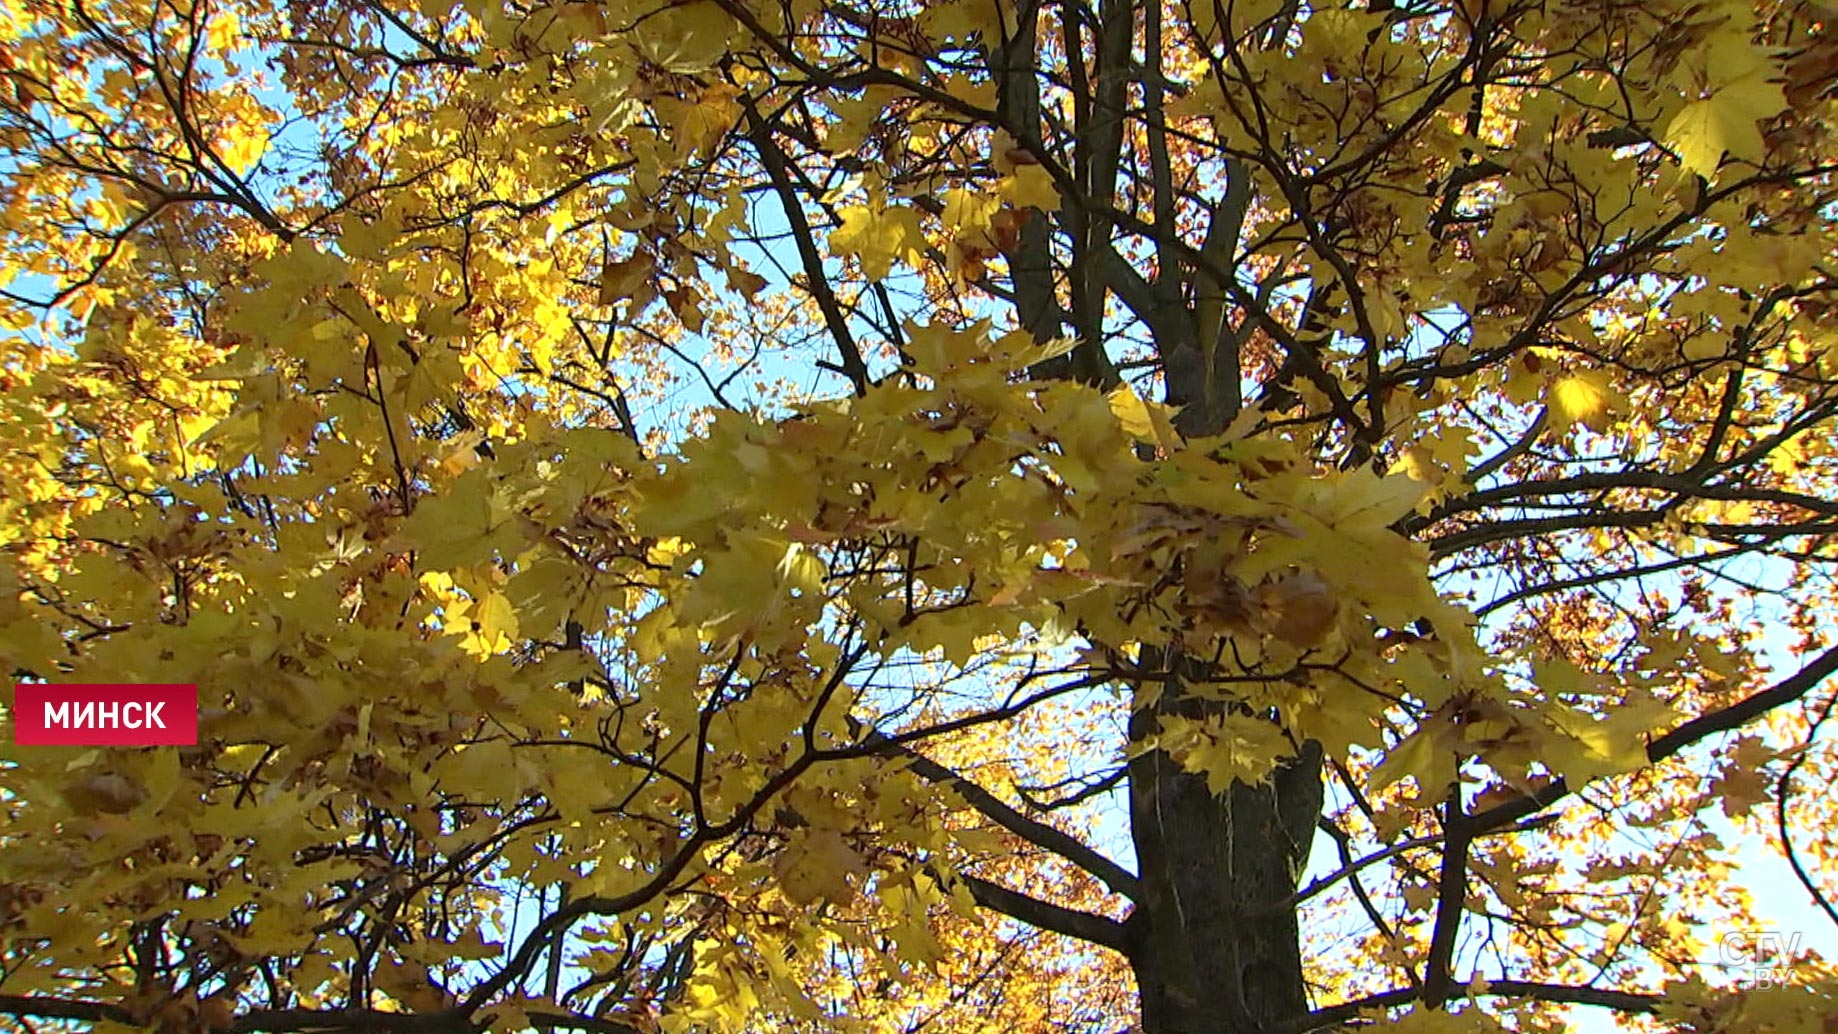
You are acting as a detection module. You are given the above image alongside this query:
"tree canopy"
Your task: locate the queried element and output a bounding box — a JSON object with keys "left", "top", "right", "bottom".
{"left": 3, "top": 0, "right": 1838, "bottom": 1029}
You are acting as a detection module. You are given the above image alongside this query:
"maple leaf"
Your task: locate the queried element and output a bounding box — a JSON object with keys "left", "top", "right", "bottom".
{"left": 1663, "top": 40, "right": 1789, "bottom": 179}
{"left": 600, "top": 253, "right": 655, "bottom": 305}
{"left": 462, "top": 590, "right": 520, "bottom": 656}
{"left": 1107, "top": 384, "right": 1180, "bottom": 451}
{"left": 943, "top": 188, "right": 999, "bottom": 237}
{"left": 630, "top": 0, "right": 733, "bottom": 71}
{"left": 829, "top": 204, "right": 928, "bottom": 282}
{"left": 997, "top": 164, "right": 1060, "bottom": 212}
{"left": 1546, "top": 368, "right": 1625, "bottom": 433}
{"left": 1665, "top": 82, "right": 1786, "bottom": 179}
{"left": 775, "top": 829, "right": 869, "bottom": 905}
{"left": 1369, "top": 722, "right": 1459, "bottom": 798}
{"left": 1699, "top": 734, "right": 1783, "bottom": 822}
{"left": 1157, "top": 713, "right": 1292, "bottom": 792}
{"left": 1261, "top": 570, "right": 1337, "bottom": 648}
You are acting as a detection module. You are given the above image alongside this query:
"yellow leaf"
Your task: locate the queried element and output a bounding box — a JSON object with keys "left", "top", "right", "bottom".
{"left": 1546, "top": 369, "right": 1623, "bottom": 432}
{"left": 464, "top": 590, "right": 519, "bottom": 655}
{"left": 830, "top": 204, "right": 927, "bottom": 282}
{"left": 1325, "top": 468, "right": 1427, "bottom": 533}
{"left": 1369, "top": 723, "right": 1455, "bottom": 798}
{"left": 630, "top": 0, "right": 732, "bottom": 71}
{"left": 997, "top": 164, "right": 1060, "bottom": 211}
{"left": 1158, "top": 713, "right": 1290, "bottom": 793}
{"left": 221, "top": 130, "right": 264, "bottom": 174}
{"left": 669, "top": 83, "right": 741, "bottom": 156}
{"left": 1664, "top": 74, "right": 1786, "bottom": 179}
{"left": 775, "top": 829, "right": 867, "bottom": 905}
{"left": 942, "top": 188, "right": 998, "bottom": 237}
{"left": 1106, "top": 384, "right": 1179, "bottom": 451}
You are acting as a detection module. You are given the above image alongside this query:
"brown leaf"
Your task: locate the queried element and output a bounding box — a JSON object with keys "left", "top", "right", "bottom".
{"left": 1786, "top": 37, "right": 1838, "bottom": 107}
{"left": 988, "top": 208, "right": 1026, "bottom": 253}
{"left": 1182, "top": 563, "right": 1254, "bottom": 630}
{"left": 197, "top": 996, "right": 236, "bottom": 1032}
{"left": 599, "top": 253, "right": 654, "bottom": 305}
{"left": 726, "top": 267, "right": 768, "bottom": 297}
{"left": 63, "top": 772, "right": 146, "bottom": 815}
{"left": 664, "top": 286, "right": 706, "bottom": 333}
{"left": 1263, "top": 571, "right": 1337, "bottom": 648}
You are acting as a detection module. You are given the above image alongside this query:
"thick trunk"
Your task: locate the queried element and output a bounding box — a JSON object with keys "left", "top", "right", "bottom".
{"left": 978, "top": 0, "right": 1321, "bottom": 1025}
{"left": 1129, "top": 150, "right": 1320, "bottom": 1030}
{"left": 1129, "top": 693, "right": 1325, "bottom": 1034}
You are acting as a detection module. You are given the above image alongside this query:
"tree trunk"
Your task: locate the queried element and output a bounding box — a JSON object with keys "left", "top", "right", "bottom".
{"left": 1127, "top": 230, "right": 1326, "bottom": 1029}
{"left": 1128, "top": 678, "right": 1325, "bottom": 1034}
{"left": 982, "top": 0, "right": 1325, "bottom": 1022}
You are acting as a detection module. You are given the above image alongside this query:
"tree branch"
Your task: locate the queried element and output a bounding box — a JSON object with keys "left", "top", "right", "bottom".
{"left": 1463, "top": 643, "right": 1838, "bottom": 835}
{"left": 1283, "top": 978, "right": 1662, "bottom": 1033}
{"left": 743, "top": 107, "right": 871, "bottom": 397}
{"left": 958, "top": 873, "right": 1134, "bottom": 953}
{"left": 854, "top": 725, "right": 1142, "bottom": 900}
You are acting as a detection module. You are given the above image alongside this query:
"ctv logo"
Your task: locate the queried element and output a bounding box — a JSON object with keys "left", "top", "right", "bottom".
{"left": 9, "top": 684, "right": 198, "bottom": 746}
{"left": 1717, "top": 929, "right": 1804, "bottom": 991}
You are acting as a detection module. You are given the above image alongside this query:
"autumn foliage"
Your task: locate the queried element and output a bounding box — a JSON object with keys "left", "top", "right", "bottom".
{"left": 3, "top": 0, "right": 1838, "bottom": 1030}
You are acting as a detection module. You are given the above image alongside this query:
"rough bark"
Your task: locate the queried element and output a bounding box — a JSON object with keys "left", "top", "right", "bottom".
{"left": 1129, "top": 723, "right": 1325, "bottom": 1033}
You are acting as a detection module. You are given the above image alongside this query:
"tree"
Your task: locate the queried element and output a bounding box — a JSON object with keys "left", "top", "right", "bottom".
{"left": 3, "top": 0, "right": 1838, "bottom": 1028}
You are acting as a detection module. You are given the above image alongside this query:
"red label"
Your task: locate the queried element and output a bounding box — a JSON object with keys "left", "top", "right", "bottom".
{"left": 10, "top": 684, "right": 198, "bottom": 746}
